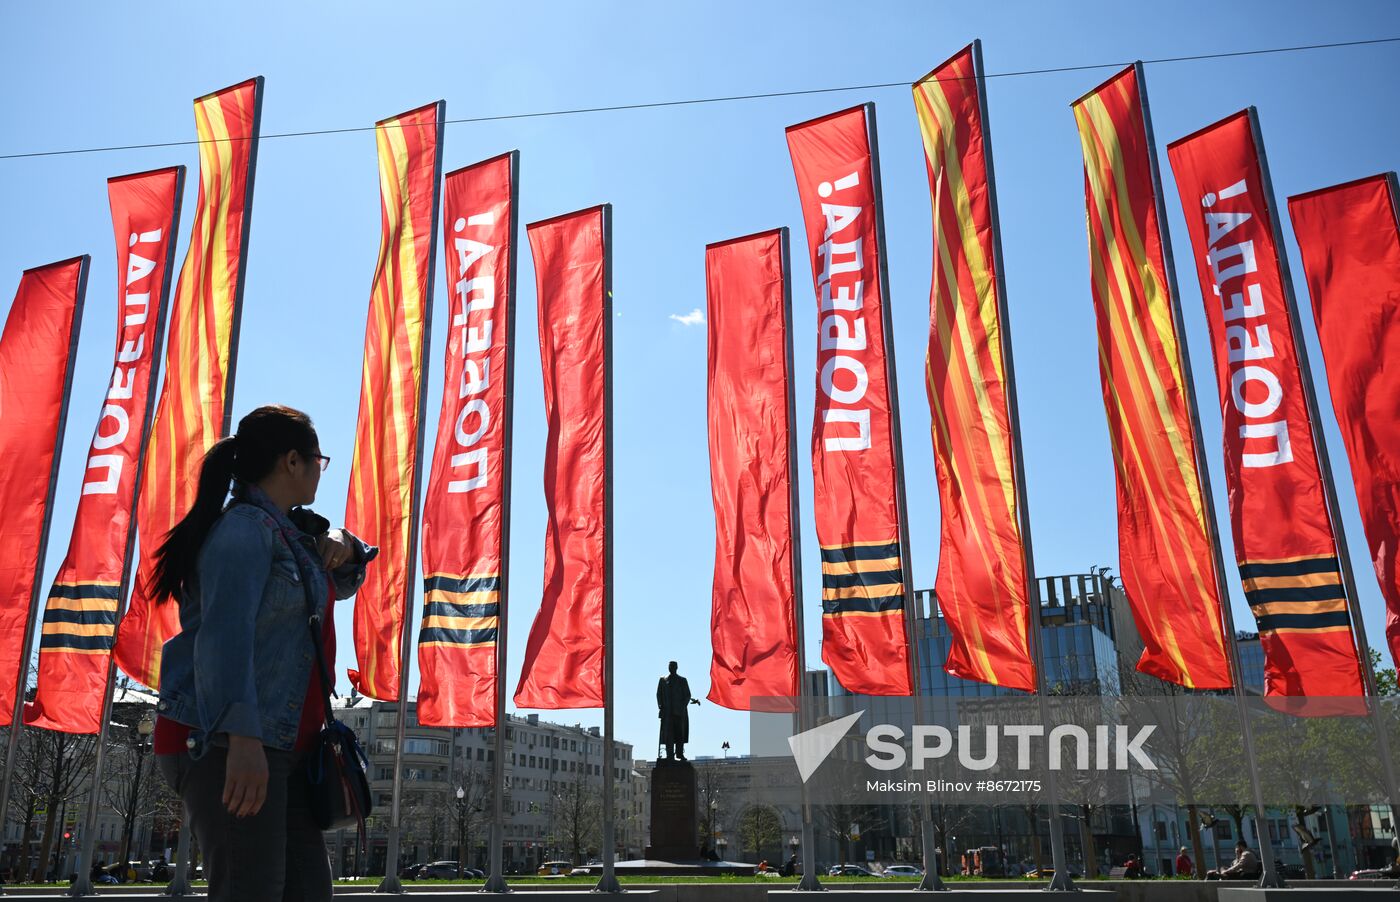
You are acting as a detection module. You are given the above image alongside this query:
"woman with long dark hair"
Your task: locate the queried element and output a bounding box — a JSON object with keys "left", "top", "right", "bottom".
{"left": 152, "top": 405, "right": 376, "bottom": 901}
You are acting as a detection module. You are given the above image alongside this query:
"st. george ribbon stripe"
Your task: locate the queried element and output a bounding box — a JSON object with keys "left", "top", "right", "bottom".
{"left": 40, "top": 609, "right": 117, "bottom": 626}
{"left": 45, "top": 584, "right": 123, "bottom": 601}
{"left": 822, "top": 596, "right": 906, "bottom": 615}
{"left": 820, "top": 570, "right": 905, "bottom": 590}
{"left": 1244, "top": 585, "right": 1346, "bottom": 605}
{"left": 817, "top": 542, "right": 902, "bottom": 563}
{"left": 423, "top": 575, "right": 500, "bottom": 594}
{"left": 419, "top": 627, "right": 498, "bottom": 646}
{"left": 424, "top": 601, "right": 499, "bottom": 619}
{"left": 1239, "top": 557, "right": 1341, "bottom": 579}
{"left": 1255, "top": 612, "right": 1352, "bottom": 632}
{"left": 38, "top": 635, "right": 114, "bottom": 653}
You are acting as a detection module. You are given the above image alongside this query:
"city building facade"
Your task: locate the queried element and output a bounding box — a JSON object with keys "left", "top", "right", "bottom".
{"left": 330, "top": 698, "right": 644, "bottom": 876}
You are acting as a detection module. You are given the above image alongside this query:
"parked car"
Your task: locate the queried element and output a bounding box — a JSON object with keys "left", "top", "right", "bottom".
{"left": 1351, "top": 868, "right": 1387, "bottom": 880}
{"left": 537, "top": 860, "right": 573, "bottom": 876}
{"left": 883, "top": 864, "right": 924, "bottom": 877}
{"left": 827, "top": 864, "right": 886, "bottom": 877}
{"left": 103, "top": 861, "right": 153, "bottom": 883}
{"left": 1024, "top": 866, "right": 1081, "bottom": 879}
{"left": 399, "top": 861, "right": 427, "bottom": 879}
{"left": 426, "top": 861, "right": 482, "bottom": 879}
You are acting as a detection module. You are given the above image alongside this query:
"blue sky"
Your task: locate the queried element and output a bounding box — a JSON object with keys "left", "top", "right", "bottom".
{"left": 2, "top": 2, "right": 1398, "bottom": 757}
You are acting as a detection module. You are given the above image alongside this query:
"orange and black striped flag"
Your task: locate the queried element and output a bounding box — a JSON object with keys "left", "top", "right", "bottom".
{"left": 26, "top": 168, "right": 183, "bottom": 733}
{"left": 113, "top": 79, "right": 262, "bottom": 690}
{"left": 1071, "top": 65, "right": 1232, "bottom": 689}
{"left": 787, "top": 105, "right": 913, "bottom": 697}
{"left": 1167, "top": 110, "right": 1364, "bottom": 700}
{"left": 912, "top": 43, "right": 1035, "bottom": 693}
{"left": 346, "top": 102, "right": 445, "bottom": 702}
{"left": 416, "top": 152, "right": 517, "bottom": 727}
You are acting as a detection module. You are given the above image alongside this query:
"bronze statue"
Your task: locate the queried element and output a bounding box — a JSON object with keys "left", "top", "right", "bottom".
{"left": 657, "top": 660, "right": 699, "bottom": 761}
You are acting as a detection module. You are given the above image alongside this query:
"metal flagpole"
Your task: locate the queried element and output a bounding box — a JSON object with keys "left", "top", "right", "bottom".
{"left": 972, "top": 40, "right": 1075, "bottom": 893}
{"left": 594, "top": 203, "right": 623, "bottom": 895}
{"left": 482, "top": 149, "right": 520, "bottom": 896}
{"left": 163, "top": 822, "right": 191, "bottom": 897}
{"left": 0, "top": 255, "right": 89, "bottom": 894}
{"left": 862, "top": 101, "right": 943, "bottom": 893}
{"left": 377, "top": 100, "right": 445, "bottom": 895}
{"left": 1138, "top": 69, "right": 1282, "bottom": 887}
{"left": 773, "top": 227, "right": 824, "bottom": 893}
{"left": 70, "top": 166, "right": 186, "bottom": 900}
{"left": 1256, "top": 122, "right": 1400, "bottom": 845}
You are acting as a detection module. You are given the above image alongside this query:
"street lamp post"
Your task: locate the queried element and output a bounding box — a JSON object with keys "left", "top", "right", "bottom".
{"left": 455, "top": 786, "right": 466, "bottom": 880}
{"left": 788, "top": 834, "right": 799, "bottom": 874}
{"left": 716, "top": 835, "right": 727, "bottom": 862}
{"left": 120, "top": 715, "right": 155, "bottom": 874}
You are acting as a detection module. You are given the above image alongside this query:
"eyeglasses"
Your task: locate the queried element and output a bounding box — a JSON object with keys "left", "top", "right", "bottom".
{"left": 310, "top": 453, "right": 331, "bottom": 472}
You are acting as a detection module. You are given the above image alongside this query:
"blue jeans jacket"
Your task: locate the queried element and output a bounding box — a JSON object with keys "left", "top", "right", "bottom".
{"left": 155, "top": 501, "right": 375, "bottom": 752}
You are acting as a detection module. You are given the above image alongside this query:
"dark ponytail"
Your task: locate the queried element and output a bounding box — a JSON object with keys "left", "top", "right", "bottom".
{"left": 151, "top": 404, "right": 318, "bottom": 603}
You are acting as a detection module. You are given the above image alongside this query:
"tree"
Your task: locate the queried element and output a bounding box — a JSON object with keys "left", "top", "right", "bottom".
{"left": 453, "top": 754, "right": 492, "bottom": 869}
{"left": 100, "top": 717, "right": 163, "bottom": 865}
{"left": 923, "top": 802, "right": 976, "bottom": 876}
{"left": 1120, "top": 671, "right": 1232, "bottom": 878}
{"left": 696, "top": 765, "right": 729, "bottom": 853}
{"left": 549, "top": 780, "right": 600, "bottom": 865}
{"left": 14, "top": 726, "right": 97, "bottom": 881}
{"left": 738, "top": 804, "right": 783, "bottom": 865}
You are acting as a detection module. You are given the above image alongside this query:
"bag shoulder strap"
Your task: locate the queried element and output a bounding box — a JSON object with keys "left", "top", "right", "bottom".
{"left": 283, "top": 529, "right": 338, "bottom": 727}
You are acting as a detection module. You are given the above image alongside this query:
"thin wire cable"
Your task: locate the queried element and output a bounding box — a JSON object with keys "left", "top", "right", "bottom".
{"left": 2, "top": 35, "right": 1396, "bottom": 161}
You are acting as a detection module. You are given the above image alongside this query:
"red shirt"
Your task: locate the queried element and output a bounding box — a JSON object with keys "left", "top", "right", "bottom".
{"left": 155, "top": 588, "right": 335, "bottom": 755}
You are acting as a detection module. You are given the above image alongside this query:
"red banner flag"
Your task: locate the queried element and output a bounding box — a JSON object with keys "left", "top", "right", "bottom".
{"left": 912, "top": 44, "right": 1035, "bottom": 692}
{"left": 513, "top": 206, "right": 610, "bottom": 709}
{"left": 787, "top": 105, "right": 912, "bottom": 696}
{"left": 417, "top": 152, "right": 518, "bottom": 727}
{"left": 705, "top": 228, "right": 801, "bottom": 711}
{"left": 26, "top": 169, "right": 184, "bottom": 733}
{"left": 1071, "top": 66, "right": 1232, "bottom": 688}
{"left": 114, "top": 78, "right": 263, "bottom": 690}
{"left": 1289, "top": 173, "right": 1400, "bottom": 668}
{"left": 1167, "top": 110, "right": 1364, "bottom": 699}
{"left": 0, "top": 256, "right": 88, "bottom": 723}
{"left": 346, "top": 102, "right": 445, "bottom": 701}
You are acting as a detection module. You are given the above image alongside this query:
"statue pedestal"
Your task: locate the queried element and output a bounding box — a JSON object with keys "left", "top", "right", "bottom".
{"left": 644, "top": 761, "right": 698, "bottom": 861}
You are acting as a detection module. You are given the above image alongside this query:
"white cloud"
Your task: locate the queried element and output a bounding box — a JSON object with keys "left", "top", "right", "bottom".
{"left": 668, "top": 308, "right": 704, "bottom": 328}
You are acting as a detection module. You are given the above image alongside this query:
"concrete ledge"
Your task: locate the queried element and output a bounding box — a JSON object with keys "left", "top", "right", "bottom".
{"left": 1218, "top": 889, "right": 1400, "bottom": 900}
{"left": 768, "top": 891, "right": 1115, "bottom": 900}
{"left": 3, "top": 880, "right": 1393, "bottom": 901}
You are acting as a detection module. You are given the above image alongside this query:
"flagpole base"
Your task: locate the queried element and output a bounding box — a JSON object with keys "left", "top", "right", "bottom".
{"left": 163, "top": 874, "right": 192, "bottom": 896}
{"left": 375, "top": 875, "right": 404, "bottom": 893}
{"left": 592, "top": 869, "right": 623, "bottom": 894}
{"left": 915, "top": 873, "right": 947, "bottom": 891}
{"left": 796, "top": 872, "right": 824, "bottom": 891}
{"left": 481, "top": 872, "right": 511, "bottom": 893}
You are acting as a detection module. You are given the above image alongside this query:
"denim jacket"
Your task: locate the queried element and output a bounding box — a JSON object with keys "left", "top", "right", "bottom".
{"left": 155, "top": 498, "right": 376, "bottom": 753}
